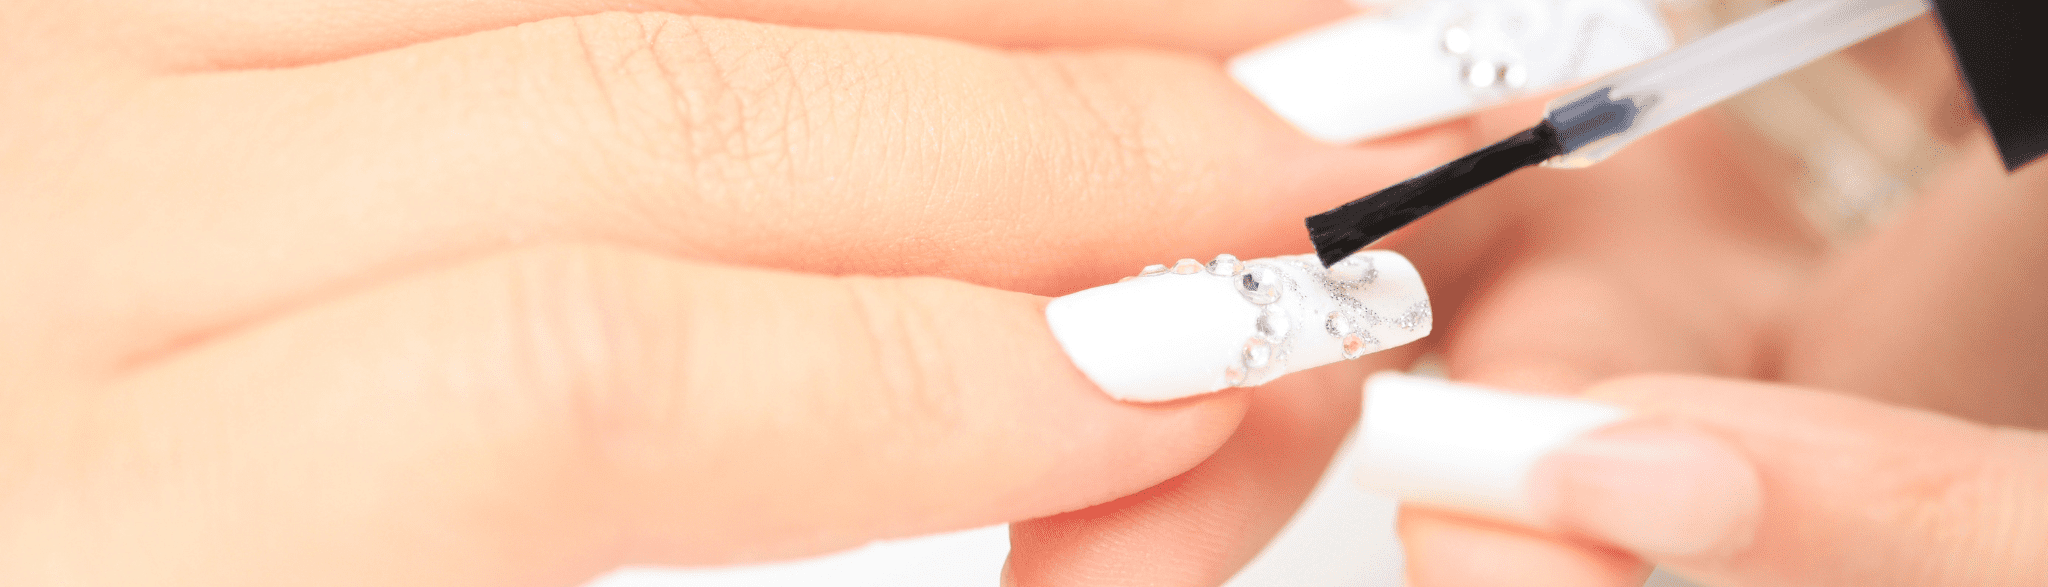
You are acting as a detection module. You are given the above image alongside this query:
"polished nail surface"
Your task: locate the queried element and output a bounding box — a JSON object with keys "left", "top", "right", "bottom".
{"left": 1046, "top": 251, "right": 1430, "bottom": 403}
{"left": 1229, "top": 0, "right": 1672, "bottom": 143}
{"left": 1528, "top": 422, "right": 1761, "bottom": 558}
{"left": 1354, "top": 373, "right": 1627, "bottom": 523}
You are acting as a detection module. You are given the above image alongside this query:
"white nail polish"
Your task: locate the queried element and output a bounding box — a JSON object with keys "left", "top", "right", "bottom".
{"left": 1229, "top": 0, "right": 1674, "bottom": 143}
{"left": 1354, "top": 373, "right": 1627, "bottom": 524}
{"left": 1046, "top": 251, "right": 1431, "bottom": 403}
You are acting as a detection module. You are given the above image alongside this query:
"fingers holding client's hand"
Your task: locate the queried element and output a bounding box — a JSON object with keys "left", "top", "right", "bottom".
{"left": 1403, "top": 375, "right": 2048, "bottom": 587}
{"left": 3, "top": 0, "right": 1492, "bottom": 584}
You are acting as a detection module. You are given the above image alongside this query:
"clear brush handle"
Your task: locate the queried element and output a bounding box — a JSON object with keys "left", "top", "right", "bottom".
{"left": 1542, "top": 0, "right": 1929, "bottom": 168}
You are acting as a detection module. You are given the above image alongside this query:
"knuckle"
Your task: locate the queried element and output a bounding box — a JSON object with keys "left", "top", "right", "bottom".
{"left": 486, "top": 244, "right": 663, "bottom": 438}
{"left": 557, "top": 13, "right": 810, "bottom": 199}
{"left": 1016, "top": 51, "right": 1168, "bottom": 193}
{"left": 833, "top": 276, "right": 970, "bottom": 438}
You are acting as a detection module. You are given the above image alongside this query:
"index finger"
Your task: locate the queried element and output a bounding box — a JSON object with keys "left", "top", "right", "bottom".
{"left": 103, "top": 0, "right": 1359, "bottom": 70}
{"left": 83, "top": 13, "right": 1473, "bottom": 364}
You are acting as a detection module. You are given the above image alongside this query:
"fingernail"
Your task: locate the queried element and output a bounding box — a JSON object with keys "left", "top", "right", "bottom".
{"left": 1528, "top": 421, "right": 1761, "bottom": 558}
{"left": 1229, "top": 0, "right": 1673, "bottom": 143}
{"left": 1046, "top": 252, "right": 1430, "bottom": 403}
{"left": 1354, "top": 374, "right": 1761, "bottom": 558}
{"left": 1354, "top": 373, "right": 1628, "bottom": 524}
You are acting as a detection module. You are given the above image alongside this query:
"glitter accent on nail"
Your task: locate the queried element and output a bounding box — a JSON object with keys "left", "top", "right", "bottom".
{"left": 1326, "top": 311, "right": 1352, "bottom": 337}
{"left": 1256, "top": 306, "right": 1291, "bottom": 343}
{"left": 1172, "top": 258, "right": 1203, "bottom": 275}
{"left": 1236, "top": 265, "right": 1283, "bottom": 305}
{"left": 1392, "top": 300, "right": 1432, "bottom": 330}
{"left": 1341, "top": 333, "right": 1380, "bottom": 360}
{"left": 1443, "top": 26, "right": 1473, "bottom": 55}
{"left": 1243, "top": 338, "right": 1274, "bottom": 369}
{"left": 1326, "top": 253, "right": 1379, "bottom": 284}
{"left": 1207, "top": 254, "right": 1243, "bottom": 276}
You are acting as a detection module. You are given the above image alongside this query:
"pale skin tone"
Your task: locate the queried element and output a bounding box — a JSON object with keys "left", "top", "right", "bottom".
{"left": 2, "top": 2, "right": 2042, "bottom": 587}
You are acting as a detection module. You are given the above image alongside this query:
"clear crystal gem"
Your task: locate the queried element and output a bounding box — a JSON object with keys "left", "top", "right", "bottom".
{"left": 1206, "top": 254, "right": 1243, "bottom": 276}
{"left": 1256, "top": 306, "right": 1290, "bottom": 342}
{"left": 1118, "top": 276, "right": 1133, "bottom": 283}
{"left": 1501, "top": 62, "right": 1528, "bottom": 89}
{"left": 1443, "top": 26, "right": 1472, "bottom": 55}
{"left": 1171, "top": 258, "right": 1203, "bottom": 274}
{"left": 1235, "top": 265, "right": 1282, "bottom": 305}
{"left": 1340, "top": 334, "right": 1376, "bottom": 360}
{"left": 1464, "top": 59, "right": 1499, "bottom": 87}
{"left": 1326, "top": 311, "right": 1353, "bottom": 337}
{"left": 1224, "top": 363, "right": 1248, "bottom": 387}
{"left": 1243, "top": 338, "right": 1273, "bottom": 370}
{"left": 1140, "top": 264, "right": 1168, "bottom": 276}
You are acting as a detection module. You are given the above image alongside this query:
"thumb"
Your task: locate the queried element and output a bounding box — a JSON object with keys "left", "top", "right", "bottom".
{"left": 1549, "top": 375, "right": 2048, "bottom": 587}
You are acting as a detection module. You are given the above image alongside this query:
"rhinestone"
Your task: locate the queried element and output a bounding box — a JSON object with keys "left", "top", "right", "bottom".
{"left": 1255, "top": 306, "right": 1291, "bottom": 342}
{"left": 1325, "top": 311, "right": 1353, "bottom": 337}
{"left": 1501, "top": 62, "right": 1529, "bottom": 89}
{"left": 1206, "top": 254, "right": 1243, "bottom": 276}
{"left": 1243, "top": 338, "right": 1273, "bottom": 369}
{"left": 1463, "top": 59, "right": 1499, "bottom": 87}
{"left": 1235, "top": 265, "right": 1282, "bottom": 305}
{"left": 1341, "top": 334, "right": 1376, "bottom": 360}
{"left": 1443, "top": 26, "right": 1472, "bottom": 55}
{"left": 1224, "top": 363, "right": 1248, "bottom": 387}
{"left": 1326, "top": 254, "right": 1376, "bottom": 283}
{"left": 1140, "top": 264, "right": 1168, "bottom": 277}
{"left": 1171, "top": 258, "right": 1203, "bottom": 275}
{"left": 1118, "top": 276, "right": 1133, "bottom": 283}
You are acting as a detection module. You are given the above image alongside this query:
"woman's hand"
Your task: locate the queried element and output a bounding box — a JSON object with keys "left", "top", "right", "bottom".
{"left": 0, "top": 1, "right": 1482, "bottom": 584}
{"left": 1509, "top": 374, "right": 2046, "bottom": 587}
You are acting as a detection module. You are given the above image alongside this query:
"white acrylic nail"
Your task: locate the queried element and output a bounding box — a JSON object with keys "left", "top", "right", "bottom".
{"left": 1354, "top": 373, "right": 1627, "bottom": 524}
{"left": 1229, "top": 0, "right": 1673, "bottom": 144}
{"left": 1046, "top": 251, "right": 1431, "bottom": 403}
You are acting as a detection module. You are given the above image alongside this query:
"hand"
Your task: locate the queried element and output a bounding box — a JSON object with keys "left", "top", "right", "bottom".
{"left": 1005, "top": 37, "right": 1826, "bottom": 587}
{"left": 1389, "top": 121, "right": 2048, "bottom": 587}
{"left": 1510, "top": 374, "right": 2047, "bottom": 587}
{"left": 1009, "top": 14, "right": 2048, "bottom": 587}
{"left": 0, "top": 1, "right": 1482, "bottom": 584}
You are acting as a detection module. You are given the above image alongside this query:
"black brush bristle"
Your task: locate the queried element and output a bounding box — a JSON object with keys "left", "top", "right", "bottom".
{"left": 1306, "top": 122, "right": 1563, "bottom": 266}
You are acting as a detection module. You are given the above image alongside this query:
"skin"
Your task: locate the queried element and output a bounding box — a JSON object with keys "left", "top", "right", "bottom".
{"left": 3, "top": 0, "right": 1462, "bottom": 584}
{"left": 3, "top": 2, "right": 2040, "bottom": 587}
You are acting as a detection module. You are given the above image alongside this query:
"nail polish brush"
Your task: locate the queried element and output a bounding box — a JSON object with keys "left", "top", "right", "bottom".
{"left": 1306, "top": 0, "right": 1931, "bottom": 266}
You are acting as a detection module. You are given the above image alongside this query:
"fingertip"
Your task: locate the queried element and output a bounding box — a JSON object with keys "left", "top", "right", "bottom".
{"left": 1398, "top": 510, "right": 1649, "bottom": 587}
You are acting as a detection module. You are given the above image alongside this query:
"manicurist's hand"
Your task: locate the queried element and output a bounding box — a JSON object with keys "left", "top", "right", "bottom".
{"left": 0, "top": 1, "right": 1484, "bottom": 584}
{"left": 1490, "top": 374, "right": 2048, "bottom": 587}
{"left": 1019, "top": 14, "right": 2048, "bottom": 587}
{"left": 1387, "top": 128, "right": 2048, "bottom": 587}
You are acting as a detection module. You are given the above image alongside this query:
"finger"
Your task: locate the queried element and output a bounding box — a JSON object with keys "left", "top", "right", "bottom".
{"left": 106, "top": 0, "right": 1357, "bottom": 70}
{"left": 1779, "top": 137, "right": 2048, "bottom": 427}
{"left": 1393, "top": 114, "right": 1819, "bottom": 587}
{"left": 77, "top": 13, "right": 1470, "bottom": 370}
{"left": 1559, "top": 375, "right": 2048, "bottom": 587}
{"left": 1004, "top": 354, "right": 1389, "bottom": 587}
{"left": 1441, "top": 113, "right": 1820, "bottom": 393}
{"left": 18, "top": 243, "right": 1249, "bottom": 585}
{"left": 1398, "top": 511, "right": 1647, "bottom": 587}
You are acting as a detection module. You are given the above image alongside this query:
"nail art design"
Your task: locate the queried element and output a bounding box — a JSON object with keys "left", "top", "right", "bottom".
{"left": 1354, "top": 373, "right": 1628, "bottom": 524}
{"left": 1229, "top": 0, "right": 1673, "bottom": 143}
{"left": 1046, "top": 251, "right": 1431, "bottom": 403}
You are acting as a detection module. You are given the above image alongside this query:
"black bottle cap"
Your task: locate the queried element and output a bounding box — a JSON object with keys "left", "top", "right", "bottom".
{"left": 1931, "top": 0, "right": 2048, "bottom": 171}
